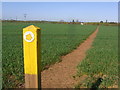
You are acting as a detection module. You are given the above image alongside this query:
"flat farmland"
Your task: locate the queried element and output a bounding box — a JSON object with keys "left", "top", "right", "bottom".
{"left": 2, "top": 22, "right": 97, "bottom": 88}
{"left": 76, "top": 26, "right": 118, "bottom": 88}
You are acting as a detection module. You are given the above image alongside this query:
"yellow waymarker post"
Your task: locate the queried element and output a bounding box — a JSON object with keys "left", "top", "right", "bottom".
{"left": 23, "top": 25, "right": 41, "bottom": 88}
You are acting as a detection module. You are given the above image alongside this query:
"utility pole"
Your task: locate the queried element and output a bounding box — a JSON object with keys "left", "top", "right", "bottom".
{"left": 106, "top": 20, "right": 108, "bottom": 23}
{"left": 16, "top": 16, "right": 17, "bottom": 21}
{"left": 24, "top": 14, "right": 27, "bottom": 21}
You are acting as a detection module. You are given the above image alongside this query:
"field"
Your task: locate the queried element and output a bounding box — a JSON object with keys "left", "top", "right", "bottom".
{"left": 2, "top": 22, "right": 97, "bottom": 88}
{"left": 76, "top": 26, "right": 118, "bottom": 88}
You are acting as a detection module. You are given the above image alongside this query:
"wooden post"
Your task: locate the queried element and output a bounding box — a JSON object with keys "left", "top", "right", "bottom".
{"left": 23, "top": 25, "right": 41, "bottom": 88}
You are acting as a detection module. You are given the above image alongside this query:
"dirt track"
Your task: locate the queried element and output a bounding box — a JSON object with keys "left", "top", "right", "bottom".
{"left": 41, "top": 26, "right": 99, "bottom": 88}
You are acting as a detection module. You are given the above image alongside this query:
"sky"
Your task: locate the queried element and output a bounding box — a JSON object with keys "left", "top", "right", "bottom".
{"left": 2, "top": 2, "right": 118, "bottom": 22}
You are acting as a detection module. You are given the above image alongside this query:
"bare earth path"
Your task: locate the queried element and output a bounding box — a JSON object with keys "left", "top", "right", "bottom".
{"left": 41, "top": 26, "right": 99, "bottom": 88}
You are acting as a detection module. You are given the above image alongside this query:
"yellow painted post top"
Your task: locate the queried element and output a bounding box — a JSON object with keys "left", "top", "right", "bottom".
{"left": 23, "top": 25, "right": 40, "bottom": 30}
{"left": 23, "top": 25, "right": 41, "bottom": 75}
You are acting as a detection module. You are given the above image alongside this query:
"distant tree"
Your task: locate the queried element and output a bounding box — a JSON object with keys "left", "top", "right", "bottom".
{"left": 109, "top": 22, "right": 116, "bottom": 24}
{"left": 60, "top": 20, "right": 64, "bottom": 22}
{"left": 72, "top": 19, "right": 75, "bottom": 23}
{"left": 100, "top": 21, "right": 103, "bottom": 23}
{"left": 76, "top": 19, "right": 79, "bottom": 22}
{"left": 72, "top": 19, "right": 75, "bottom": 24}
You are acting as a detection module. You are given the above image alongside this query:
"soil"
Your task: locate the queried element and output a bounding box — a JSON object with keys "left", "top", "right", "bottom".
{"left": 41, "top": 26, "right": 99, "bottom": 88}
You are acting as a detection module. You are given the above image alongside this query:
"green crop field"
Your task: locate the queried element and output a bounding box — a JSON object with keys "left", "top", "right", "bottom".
{"left": 76, "top": 26, "right": 118, "bottom": 88}
{"left": 2, "top": 22, "right": 97, "bottom": 88}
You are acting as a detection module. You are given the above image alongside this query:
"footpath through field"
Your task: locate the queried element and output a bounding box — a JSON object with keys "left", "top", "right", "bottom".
{"left": 41, "top": 26, "right": 99, "bottom": 88}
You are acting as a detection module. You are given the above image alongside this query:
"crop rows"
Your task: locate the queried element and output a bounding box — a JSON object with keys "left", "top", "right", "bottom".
{"left": 2, "top": 22, "right": 97, "bottom": 88}
{"left": 76, "top": 25, "right": 118, "bottom": 88}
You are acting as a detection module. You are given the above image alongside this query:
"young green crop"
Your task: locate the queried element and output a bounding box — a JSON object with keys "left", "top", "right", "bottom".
{"left": 2, "top": 22, "right": 97, "bottom": 88}
{"left": 76, "top": 25, "right": 118, "bottom": 88}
